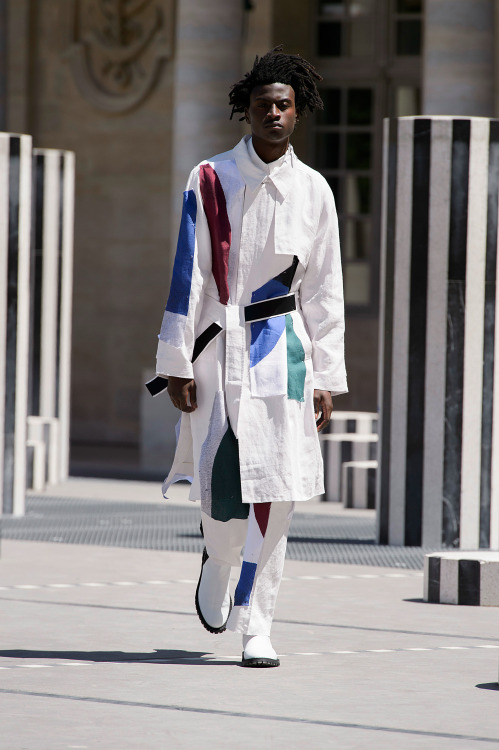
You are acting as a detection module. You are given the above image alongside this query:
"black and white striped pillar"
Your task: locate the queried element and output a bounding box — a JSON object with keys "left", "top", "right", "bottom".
{"left": 29, "top": 149, "right": 75, "bottom": 483}
{"left": 377, "top": 117, "right": 499, "bottom": 549}
{"left": 0, "top": 133, "right": 32, "bottom": 515}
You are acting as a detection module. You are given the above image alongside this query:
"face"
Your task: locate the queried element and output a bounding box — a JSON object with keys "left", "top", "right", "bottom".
{"left": 245, "top": 83, "right": 297, "bottom": 146}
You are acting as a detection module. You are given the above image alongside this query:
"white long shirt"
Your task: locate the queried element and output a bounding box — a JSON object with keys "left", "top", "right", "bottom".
{"left": 156, "top": 135, "right": 347, "bottom": 508}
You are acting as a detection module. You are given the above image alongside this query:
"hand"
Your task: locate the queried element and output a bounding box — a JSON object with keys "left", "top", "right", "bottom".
{"left": 167, "top": 376, "right": 198, "bottom": 413}
{"left": 314, "top": 389, "right": 333, "bottom": 432}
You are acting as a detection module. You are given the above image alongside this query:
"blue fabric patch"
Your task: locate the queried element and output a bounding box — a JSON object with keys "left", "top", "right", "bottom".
{"left": 251, "top": 278, "right": 288, "bottom": 304}
{"left": 250, "top": 317, "right": 286, "bottom": 368}
{"left": 249, "top": 278, "right": 288, "bottom": 368}
{"left": 234, "top": 561, "right": 257, "bottom": 606}
{"left": 165, "top": 190, "right": 197, "bottom": 316}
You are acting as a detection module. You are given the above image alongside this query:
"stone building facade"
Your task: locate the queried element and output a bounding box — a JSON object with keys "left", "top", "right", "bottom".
{"left": 1, "top": 0, "right": 499, "bottom": 476}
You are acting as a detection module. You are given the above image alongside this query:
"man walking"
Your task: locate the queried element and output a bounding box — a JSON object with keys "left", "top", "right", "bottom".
{"left": 155, "top": 48, "right": 347, "bottom": 667}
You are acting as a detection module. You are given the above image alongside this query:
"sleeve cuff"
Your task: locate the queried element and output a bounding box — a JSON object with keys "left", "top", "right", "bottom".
{"left": 156, "top": 340, "right": 194, "bottom": 380}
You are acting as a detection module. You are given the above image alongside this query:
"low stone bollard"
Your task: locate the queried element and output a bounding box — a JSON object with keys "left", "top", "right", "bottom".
{"left": 320, "top": 411, "right": 378, "bottom": 502}
{"left": 341, "top": 460, "right": 377, "bottom": 509}
{"left": 424, "top": 551, "right": 499, "bottom": 606}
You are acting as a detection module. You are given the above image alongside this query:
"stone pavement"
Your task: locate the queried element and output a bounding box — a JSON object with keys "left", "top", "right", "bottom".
{"left": 0, "top": 480, "right": 498, "bottom": 749}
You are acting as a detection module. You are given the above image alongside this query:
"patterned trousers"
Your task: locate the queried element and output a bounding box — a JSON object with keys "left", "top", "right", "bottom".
{"left": 201, "top": 501, "right": 295, "bottom": 636}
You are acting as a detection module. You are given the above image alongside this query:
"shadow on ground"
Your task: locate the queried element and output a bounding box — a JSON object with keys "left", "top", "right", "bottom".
{"left": 0, "top": 649, "right": 236, "bottom": 666}
{"left": 475, "top": 682, "right": 499, "bottom": 691}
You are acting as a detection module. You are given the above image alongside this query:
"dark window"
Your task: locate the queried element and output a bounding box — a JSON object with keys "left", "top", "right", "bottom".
{"left": 314, "top": 0, "right": 422, "bottom": 311}
{"left": 326, "top": 176, "right": 342, "bottom": 212}
{"left": 347, "top": 89, "right": 373, "bottom": 125}
{"left": 317, "top": 21, "right": 342, "bottom": 56}
{"left": 346, "top": 133, "right": 372, "bottom": 169}
{"left": 396, "top": 19, "right": 422, "bottom": 55}
{"left": 316, "top": 133, "right": 341, "bottom": 169}
{"left": 317, "top": 88, "right": 341, "bottom": 125}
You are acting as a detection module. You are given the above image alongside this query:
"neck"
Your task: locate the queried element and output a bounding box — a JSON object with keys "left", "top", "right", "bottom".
{"left": 251, "top": 135, "right": 289, "bottom": 164}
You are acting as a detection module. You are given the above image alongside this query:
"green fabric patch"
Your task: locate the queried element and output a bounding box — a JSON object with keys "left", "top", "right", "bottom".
{"left": 286, "top": 314, "right": 306, "bottom": 402}
{"left": 211, "top": 422, "right": 249, "bottom": 522}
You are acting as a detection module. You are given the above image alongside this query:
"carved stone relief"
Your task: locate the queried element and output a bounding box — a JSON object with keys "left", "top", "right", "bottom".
{"left": 65, "top": 0, "right": 172, "bottom": 113}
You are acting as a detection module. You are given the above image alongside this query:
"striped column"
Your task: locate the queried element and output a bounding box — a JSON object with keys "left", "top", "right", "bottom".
{"left": 0, "top": 133, "right": 32, "bottom": 515}
{"left": 29, "top": 149, "right": 75, "bottom": 482}
{"left": 377, "top": 117, "right": 499, "bottom": 549}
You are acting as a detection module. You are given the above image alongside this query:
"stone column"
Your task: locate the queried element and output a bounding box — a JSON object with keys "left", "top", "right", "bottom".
{"left": 377, "top": 117, "right": 499, "bottom": 549}
{"left": 0, "top": 132, "right": 32, "bottom": 515}
{"left": 423, "top": 0, "right": 495, "bottom": 117}
{"left": 29, "top": 149, "right": 75, "bottom": 483}
{"left": 169, "top": 0, "right": 244, "bottom": 273}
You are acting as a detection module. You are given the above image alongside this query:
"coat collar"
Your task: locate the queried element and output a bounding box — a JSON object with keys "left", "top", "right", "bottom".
{"left": 233, "top": 135, "right": 296, "bottom": 200}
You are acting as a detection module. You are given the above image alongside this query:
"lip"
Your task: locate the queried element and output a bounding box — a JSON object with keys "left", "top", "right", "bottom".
{"left": 265, "top": 123, "right": 282, "bottom": 129}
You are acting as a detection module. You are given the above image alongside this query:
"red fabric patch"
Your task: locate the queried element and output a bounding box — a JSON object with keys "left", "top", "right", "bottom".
{"left": 254, "top": 502, "right": 271, "bottom": 537}
{"left": 199, "top": 164, "right": 231, "bottom": 305}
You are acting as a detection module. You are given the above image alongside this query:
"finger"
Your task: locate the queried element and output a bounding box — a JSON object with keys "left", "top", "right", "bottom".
{"left": 316, "top": 410, "right": 326, "bottom": 432}
{"left": 190, "top": 381, "right": 197, "bottom": 409}
{"left": 315, "top": 394, "right": 326, "bottom": 431}
{"left": 316, "top": 412, "right": 324, "bottom": 432}
{"left": 313, "top": 394, "right": 320, "bottom": 419}
{"left": 322, "top": 399, "right": 332, "bottom": 424}
{"left": 317, "top": 415, "right": 329, "bottom": 432}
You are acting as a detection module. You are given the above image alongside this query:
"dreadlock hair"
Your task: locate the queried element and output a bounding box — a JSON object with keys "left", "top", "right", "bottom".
{"left": 229, "top": 46, "right": 324, "bottom": 120}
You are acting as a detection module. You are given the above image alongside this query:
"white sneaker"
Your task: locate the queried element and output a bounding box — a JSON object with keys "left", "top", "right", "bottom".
{"left": 241, "top": 635, "right": 280, "bottom": 668}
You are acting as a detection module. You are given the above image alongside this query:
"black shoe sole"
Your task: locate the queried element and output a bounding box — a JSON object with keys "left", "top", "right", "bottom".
{"left": 195, "top": 548, "right": 232, "bottom": 635}
{"left": 241, "top": 653, "right": 280, "bottom": 668}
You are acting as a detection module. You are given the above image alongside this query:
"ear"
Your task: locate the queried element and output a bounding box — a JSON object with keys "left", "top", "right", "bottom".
{"left": 244, "top": 107, "right": 250, "bottom": 123}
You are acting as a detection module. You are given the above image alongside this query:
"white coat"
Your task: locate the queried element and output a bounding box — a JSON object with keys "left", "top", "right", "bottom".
{"left": 156, "top": 135, "right": 347, "bottom": 509}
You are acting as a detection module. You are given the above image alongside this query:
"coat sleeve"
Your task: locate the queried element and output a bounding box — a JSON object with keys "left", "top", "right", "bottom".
{"left": 299, "top": 179, "right": 348, "bottom": 396}
{"left": 156, "top": 167, "right": 212, "bottom": 379}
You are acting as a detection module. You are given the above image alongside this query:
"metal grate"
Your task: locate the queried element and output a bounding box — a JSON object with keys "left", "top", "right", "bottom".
{"left": 0, "top": 496, "right": 435, "bottom": 569}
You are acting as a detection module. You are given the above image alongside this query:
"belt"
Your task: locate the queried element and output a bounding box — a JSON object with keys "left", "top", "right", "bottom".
{"left": 146, "top": 292, "right": 296, "bottom": 397}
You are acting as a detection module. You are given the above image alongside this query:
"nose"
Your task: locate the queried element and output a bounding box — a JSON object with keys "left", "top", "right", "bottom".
{"left": 267, "top": 104, "right": 279, "bottom": 119}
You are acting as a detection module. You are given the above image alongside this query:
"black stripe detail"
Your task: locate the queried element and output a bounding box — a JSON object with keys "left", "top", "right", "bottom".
{"left": 427, "top": 556, "right": 441, "bottom": 603}
{"left": 244, "top": 294, "right": 296, "bottom": 322}
{"left": 344, "top": 467, "right": 353, "bottom": 508}
{"left": 442, "top": 120, "right": 471, "bottom": 548}
{"left": 28, "top": 153, "right": 45, "bottom": 417}
{"left": 458, "top": 559, "right": 481, "bottom": 606}
{"left": 480, "top": 122, "right": 499, "bottom": 548}
{"left": 54, "top": 155, "right": 64, "bottom": 418}
{"left": 145, "top": 376, "right": 169, "bottom": 398}
{"left": 367, "top": 468, "right": 376, "bottom": 510}
{"left": 192, "top": 322, "right": 222, "bottom": 362}
{"left": 146, "top": 322, "right": 223, "bottom": 396}
{"left": 273, "top": 256, "right": 299, "bottom": 291}
{"left": 378, "top": 119, "right": 398, "bottom": 545}
{"left": 405, "top": 119, "right": 431, "bottom": 546}
{"left": 3, "top": 136, "right": 21, "bottom": 514}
